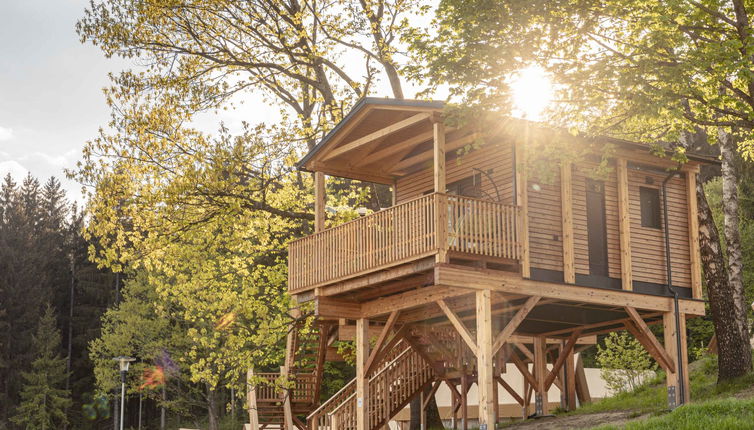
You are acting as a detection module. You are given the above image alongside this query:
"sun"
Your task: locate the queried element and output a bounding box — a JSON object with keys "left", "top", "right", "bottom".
{"left": 510, "top": 65, "right": 554, "bottom": 121}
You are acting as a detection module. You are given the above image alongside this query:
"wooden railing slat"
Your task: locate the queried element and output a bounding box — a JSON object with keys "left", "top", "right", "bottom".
{"left": 289, "top": 194, "right": 523, "bottom": 293}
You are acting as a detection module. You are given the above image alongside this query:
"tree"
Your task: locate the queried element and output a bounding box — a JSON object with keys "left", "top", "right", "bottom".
{"left": 74, "top": 3, "right": 429, "bottom": 427}
{"left": 411, "top": 0, "right": 754, "bottom": 380}
{"left": 11, "top": 306, "right": 72, "bottom": 429}
{"left": 596, "top": 331, "right": 658, "bottom": 394}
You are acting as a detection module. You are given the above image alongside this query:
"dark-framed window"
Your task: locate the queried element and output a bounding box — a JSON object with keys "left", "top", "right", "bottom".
{"left": 447, "top": 173, "right": 483, "bottom": 198}
{"left": 639, "top": 187, "right": 661, "bottom": 229}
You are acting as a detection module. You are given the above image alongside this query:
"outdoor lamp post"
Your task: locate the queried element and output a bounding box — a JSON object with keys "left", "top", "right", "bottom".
{"left": 113, "top": 356, "right": 135, "bottom": 430}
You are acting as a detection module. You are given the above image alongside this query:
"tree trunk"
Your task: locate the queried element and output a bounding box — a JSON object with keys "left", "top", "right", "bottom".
{"left": 716, "top": 129, "right": 752, "bottom": 378}
{"left": 207, "top": 385, "right": 221, "bottom": 430}
{"left": 697, "top": 169, "right": 752, "bottom": 380}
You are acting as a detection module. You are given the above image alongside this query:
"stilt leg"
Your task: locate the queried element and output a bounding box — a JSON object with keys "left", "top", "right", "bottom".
{"left": 476, "top": 290, "right": 496, "bottom": 429}
{"left": 356, "top": 318, "right": 370, "bottom": 430}
{"left": 533, "top": 337, "right": 549, "bottom": 415}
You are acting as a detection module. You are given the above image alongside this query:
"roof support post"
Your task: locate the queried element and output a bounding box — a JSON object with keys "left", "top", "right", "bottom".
{"left": 314, "top": 171, "right": 326, "bottom": 233}
{"left": 616, "top": 158, "right": 633, "bottom": 290}
{"left": 686, "top": 169, "right": 702, "bottom": 299}
{"left": 433, "top": 119, "right": 446, "bottom": 193}
{"left": 433, "top": 118, "right": 448, "bottom": 263}
{"left": 515, "top": 138, "right": 530, "bottom": 278}
{"left": 561, "top": 161, "right": 575, "bottom": 283}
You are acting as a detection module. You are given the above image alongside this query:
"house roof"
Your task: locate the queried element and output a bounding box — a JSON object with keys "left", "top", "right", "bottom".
{"left": 297, "top": 98, "right": 718, "bottom": 183}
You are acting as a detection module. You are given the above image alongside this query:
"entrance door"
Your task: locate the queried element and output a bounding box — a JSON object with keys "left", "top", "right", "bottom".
{"left": 585, "top": 179, "right": 609, "bottom": 277}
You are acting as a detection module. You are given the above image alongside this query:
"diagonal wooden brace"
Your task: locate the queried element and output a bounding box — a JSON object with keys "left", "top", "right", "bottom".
{"left": 492, "top": 296, "right": 541, "bottom": 354}
{"left": 438, "top": 299, "right": 478, "bottom": 356}
{"left": 624, "top": 307, "right": 675, "bottom": 373}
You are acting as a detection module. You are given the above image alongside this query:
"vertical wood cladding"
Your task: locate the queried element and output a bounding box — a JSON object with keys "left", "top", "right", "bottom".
{"left": 572, "top": 162, "right": 622, "bottom": 279}
{"left": 393, "top": 140, "right": 692, "bottom": 288}
{"left": 626, "top": 168, "right": 691, "bottom": 288}
{"left": 526, "top": 171, "right": 563, "bottom": 272}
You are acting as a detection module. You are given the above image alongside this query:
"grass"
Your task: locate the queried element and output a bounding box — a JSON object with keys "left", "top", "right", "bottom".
{"left": 589, "top": 397, "right": 754, "bottom": 430}
{"left": 560, "top": 354, "right": 754, "bottom": 418}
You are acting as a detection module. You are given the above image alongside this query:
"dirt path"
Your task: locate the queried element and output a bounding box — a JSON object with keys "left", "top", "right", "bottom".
{"left": 499, "top": 410, "right": 650, "bottom": 430}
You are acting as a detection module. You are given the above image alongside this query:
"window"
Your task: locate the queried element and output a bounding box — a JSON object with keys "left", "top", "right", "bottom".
{"left": 447, "top": 173, "right": 482, "bottom": 198}
{"left": 640, "top": 187, "right": 661, "bottom": 229}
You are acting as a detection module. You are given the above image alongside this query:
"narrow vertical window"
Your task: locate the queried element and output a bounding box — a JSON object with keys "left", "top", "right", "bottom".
{"left": 639, "top": 187, "right": 661, "bottom": 229}
{"left": 585, "top": 179, "right": 609, "bottom": 277}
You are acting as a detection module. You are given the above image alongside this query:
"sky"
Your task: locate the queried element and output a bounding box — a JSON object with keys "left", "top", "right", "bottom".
{"left": 0, "top": 0, "right": 124, "bottom": 201}
{"left": 0, "top": 1, "right": 547, "bottom": 203}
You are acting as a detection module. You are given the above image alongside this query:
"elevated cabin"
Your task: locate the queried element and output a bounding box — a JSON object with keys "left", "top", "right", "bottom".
{"left": 255, "top": 98, "right": 712, "bottom": 430}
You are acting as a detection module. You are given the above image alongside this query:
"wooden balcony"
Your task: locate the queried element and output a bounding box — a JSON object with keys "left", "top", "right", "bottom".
{"left": 289, "top": 193, "right": 522, "bottom": 293}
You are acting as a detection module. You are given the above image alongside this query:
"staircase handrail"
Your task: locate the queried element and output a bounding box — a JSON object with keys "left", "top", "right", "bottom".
{"left": 307, "top": 378, "right": 355, "bottom": 420}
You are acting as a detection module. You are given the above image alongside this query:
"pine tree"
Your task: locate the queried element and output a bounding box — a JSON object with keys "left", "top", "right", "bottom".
{"left": 11, "top": 305, "right": 72, "bottom": 429}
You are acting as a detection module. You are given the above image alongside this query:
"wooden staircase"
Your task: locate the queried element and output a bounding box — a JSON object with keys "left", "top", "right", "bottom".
{"left": 307, "top": 337, "right": 434, "bottom": 430}
{"left": 255, "top": 321, "right": 335, "bottom": 429}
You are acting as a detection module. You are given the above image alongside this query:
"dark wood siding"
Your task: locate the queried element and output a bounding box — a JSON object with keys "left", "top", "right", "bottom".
{"left": 395, "top": 139, "right": 515, "bottom": 204}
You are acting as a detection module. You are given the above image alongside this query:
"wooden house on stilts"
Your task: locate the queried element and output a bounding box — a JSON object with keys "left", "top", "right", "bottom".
{"left": 250, "top": 98, "right": 713, "bottom": 430}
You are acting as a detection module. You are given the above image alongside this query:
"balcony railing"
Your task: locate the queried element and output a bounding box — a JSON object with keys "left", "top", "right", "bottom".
{"left": 288, "top": 193, "right": 522, "bottom": 293}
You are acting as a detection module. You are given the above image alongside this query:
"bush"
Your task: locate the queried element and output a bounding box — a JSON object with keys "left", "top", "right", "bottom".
{"left": 596, "top": 332, "right": 657, "bottom": 394}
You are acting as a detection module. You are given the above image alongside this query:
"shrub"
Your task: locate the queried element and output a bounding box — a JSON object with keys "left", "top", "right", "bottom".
{"left": 596, "top": 332, "right": 657, "bottom": 394}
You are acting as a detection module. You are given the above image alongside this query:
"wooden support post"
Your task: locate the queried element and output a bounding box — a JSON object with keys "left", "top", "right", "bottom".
{"left": 515, "top": 139, "right": 530, "bottom": 278}
{"left": 281, "top": 365, "right": 294, "bottom": 430}
{"left": 616, "top": 158, "right": 633, "bottom": 290}
{"left": 356, "top": 318, "right": 369, "bottom": 430}
{"left": 565, "top": 348, "right": 576, "bottom": 411}
{"left": 433, "top": 120, "right": 446, "bottom": 193}
{"left": 449, "top": 380, "right": 458, "bottom": 430}
{"left": 561, "top": 161, "right": 575, "bottom": 283}
{"left": 420, "top": 390, "right": 427, "bottom": 430}
{"left": 314, "top": 171, "right": 326, "bottom": 233}
{"left": 663, "top": 312, "right": 689, "bottom": 407}
{"left": 533, "top": 337, "right": 549, "bottom": 415}
{"left": 433, "top": 119, "right": 448, "bottom": 263}
{"left": 461, "top": 371, "right": 468, "bottom": 430}
{"left": 476, "top": 290, "right": 496, "bottom": 428}
{"left": 574, "top": 354, "right": 591, "bottom": 405}
{"left": 686, "top": 170, "right": 702, "bottom": 299}
{"left": 247, "top": 368, "right": 259, "bottom": 430}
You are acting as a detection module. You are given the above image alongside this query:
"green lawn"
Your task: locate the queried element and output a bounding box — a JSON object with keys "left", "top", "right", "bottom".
{"left": 590, "top": 397, "right": 754, "bottom": 430}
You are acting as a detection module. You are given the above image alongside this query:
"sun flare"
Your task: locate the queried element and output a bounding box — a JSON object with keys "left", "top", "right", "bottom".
{"left": 510, "top": 66, "right": 554, "bottom": 121}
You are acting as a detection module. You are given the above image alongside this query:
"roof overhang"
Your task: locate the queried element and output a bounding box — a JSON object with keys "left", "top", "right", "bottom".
{"left": 297, "top": 98, "right": 718, "bottom": 184}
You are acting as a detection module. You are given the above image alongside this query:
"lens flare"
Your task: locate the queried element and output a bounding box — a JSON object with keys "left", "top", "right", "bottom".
{"left": 139, "top": 365, "right": 166, "bottom": 390}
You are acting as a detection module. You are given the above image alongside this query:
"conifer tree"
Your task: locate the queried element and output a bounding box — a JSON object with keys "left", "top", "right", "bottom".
{"left": 11, "top": 305, "right": 72, "bottom": 429}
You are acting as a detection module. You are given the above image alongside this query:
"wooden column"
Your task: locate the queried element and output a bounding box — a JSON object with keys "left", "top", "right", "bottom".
{"left": 282, "top": 324, "right": 295, "bottom": 430}
{"left": 433, "top": 120, "right": 446, "bottom": 193}
{"left": 515, "top": 139, "right": 531, "bottom": 278}
{"left": 247, "top": 368, "right": 259, "bottom": 430}
{"left": 561, "top": 161, "right": 575, "bottom": 283}
{"left": 356, "top": 318, "right": 370, "bottom": 430}
{"left": 476, "top": 290, "right": 496, "bottom": 428}
{"left": 533, "top": 337, "right": 549, "bottom": 415}
{"left": 663, "top": 312, "right": 689, "bottom": 407}
{"left": 686, "top": 169, "right": 702, "bottom": 299}
{"left": 460, "top": 371, "right": 468, "bottom": 430}
{"left": 565, "top": 349, "right": 576, "bottom": 411}
{"left": 433, "top": 120, "right": 448, "bottom": 263}
{"left": 281, "top": 364, "right": 294, "bottom": 430}
{"left": 616, "top": 158, "right": 633, "bottom": 290}
{"left": 314, "top": 171, "right": 326, "bottom": 232}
